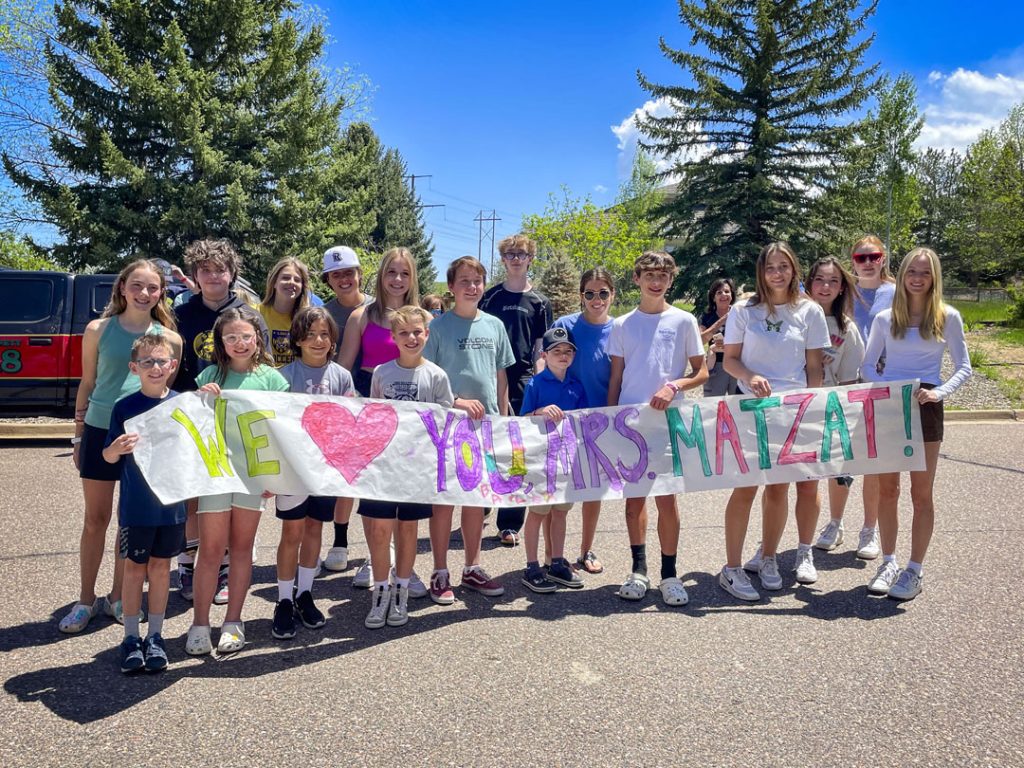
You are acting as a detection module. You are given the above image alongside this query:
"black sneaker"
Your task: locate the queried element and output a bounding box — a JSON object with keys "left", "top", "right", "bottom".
{"left": 521, "top": 567, "right": 557, "bottom": 594}
{"left": 120, "top": 635, "right": 144, "bottom": 673}
{"left": 294, "top": 591, "right": 326, "bottom": 629}
{"left": 143, "top": 633, "right": 168, "bottom": 672}
{"left": 272, "top": 598, "right": 296, "bottom": 639}
{"left": 547, "top": 558, "right": 584, "bottom": 589}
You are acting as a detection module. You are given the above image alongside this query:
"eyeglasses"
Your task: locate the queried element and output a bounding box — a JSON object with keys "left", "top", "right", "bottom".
{"left": 503, "top": 251, "right": 529, "bottom": 262}
{"left": 582, "top": 289, "right": 611, "bottom": 301}
{"left": 852, "top": 252, "right": 884, "bottom": 265}
{"left": 223, "top": 333, "right": 256, "bottom": 345}
{"left": 136, "top": 357, "right": 172, "bottom": 369}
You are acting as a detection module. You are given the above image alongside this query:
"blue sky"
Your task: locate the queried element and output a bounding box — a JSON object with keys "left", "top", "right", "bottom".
{"left": 321, "top": 1, "right": 1024, "bottom": 280}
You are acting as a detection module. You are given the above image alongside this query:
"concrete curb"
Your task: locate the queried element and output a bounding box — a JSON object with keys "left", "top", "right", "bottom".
{"left": 945, "top": 409, "right": 1021, "bottom": 422}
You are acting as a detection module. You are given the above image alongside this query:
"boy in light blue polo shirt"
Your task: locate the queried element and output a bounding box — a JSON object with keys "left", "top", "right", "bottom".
{"left": 519, "top": 327, "right": 586, "bottom": 592}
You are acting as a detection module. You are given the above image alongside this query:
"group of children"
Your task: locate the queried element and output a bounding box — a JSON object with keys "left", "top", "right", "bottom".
{"left": 59, "top": 233, "right": 970, "bottom": 675}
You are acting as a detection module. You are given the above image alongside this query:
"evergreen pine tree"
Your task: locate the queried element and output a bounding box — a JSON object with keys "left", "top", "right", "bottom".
{"left": 638, "top": 0, "right": 879, "bottom": 292}
{"left": 2, "top": 0, "right": 370, "bottom": 278}
{"left": 537, "top": 250, "right": 581, "bottom": 321}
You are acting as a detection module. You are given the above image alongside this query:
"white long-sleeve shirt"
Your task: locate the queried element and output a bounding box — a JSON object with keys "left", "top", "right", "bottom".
{"left": 860, "top": 307, "right": 972, "bottom": 400}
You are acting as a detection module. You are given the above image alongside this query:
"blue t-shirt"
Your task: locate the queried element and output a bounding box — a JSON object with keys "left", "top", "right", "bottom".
{"left": 551, "top": 312, "right": 612, "bottom": 408}
{"left": 105, "top": 390, "right": 187, "bottom": 527}
{"left": 853, "top": 282, "right": 895, "bottom": 341}
{"left": 519, "top": 368, "right": 587, "bottom": 416}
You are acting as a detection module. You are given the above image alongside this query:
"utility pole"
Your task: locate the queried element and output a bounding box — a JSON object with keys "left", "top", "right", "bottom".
{"left": 404, "top": 174, "right": 432, "bottom": 196}
{"left": 475, "top": 210, "right": 501, "bottom": 276}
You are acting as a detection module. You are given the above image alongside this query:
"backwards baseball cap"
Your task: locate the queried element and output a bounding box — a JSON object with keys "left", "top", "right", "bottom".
{"left": 322, "top": 246, "right": 360, "bottom": 275}
{"left": 542, "top": 326, "right": 576, "bottom": 352}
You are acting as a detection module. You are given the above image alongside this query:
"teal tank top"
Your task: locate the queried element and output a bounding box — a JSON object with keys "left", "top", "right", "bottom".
{"left": 84, "top": 318, "right": 163, "bottom": 430}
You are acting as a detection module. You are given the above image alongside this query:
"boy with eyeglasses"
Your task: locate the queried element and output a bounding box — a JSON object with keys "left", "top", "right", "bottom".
{"left": 480, "top": 234, "right": 552, "bottom": 546}
{"left": 102, "top": 334, "right": 186, "bottom": 673}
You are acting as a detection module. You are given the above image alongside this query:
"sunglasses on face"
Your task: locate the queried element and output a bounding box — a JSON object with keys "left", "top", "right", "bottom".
{"left": 583, "top": 289, "right": 611, "bottom": 301}
{"left": 136, "top": 357, "right": 172, "bottom": 369}
{"left": 852, "top": 252, "right": 884, "bottom": 265}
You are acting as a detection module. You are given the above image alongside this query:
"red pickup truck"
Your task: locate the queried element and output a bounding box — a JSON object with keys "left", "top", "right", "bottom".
{"left": 0, "top": 269, "right": 116, "bottom": 413}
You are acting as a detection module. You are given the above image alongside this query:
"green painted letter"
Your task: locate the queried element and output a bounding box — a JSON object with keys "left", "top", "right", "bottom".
{"left": 237, "top": 410, "right": 280, "bottom": 476}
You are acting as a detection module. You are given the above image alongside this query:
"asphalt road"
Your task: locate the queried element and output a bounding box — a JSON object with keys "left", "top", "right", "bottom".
{"left": 1, "top": 422, "right": 1022, "bottom": 767}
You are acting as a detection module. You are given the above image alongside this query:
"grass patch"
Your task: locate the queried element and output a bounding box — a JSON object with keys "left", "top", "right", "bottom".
{"left": 951, "top": 299, "right": 1010, "bottom": 326}
{"left": 995, "top": 326, "right": 1024, "bottom": 345}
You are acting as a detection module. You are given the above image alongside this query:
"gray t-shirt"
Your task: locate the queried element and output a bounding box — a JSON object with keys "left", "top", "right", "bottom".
{"left": 422, "top": 311, "right": 515, "bottom": 415}
{"left": 279, "top": 360, "right": 356, "bottom": 396}
{"left": 325, "top": 294, "right": 373, "bottom": 351}
{"left": 370, "top": 359, "right": 454, "bottom": 407}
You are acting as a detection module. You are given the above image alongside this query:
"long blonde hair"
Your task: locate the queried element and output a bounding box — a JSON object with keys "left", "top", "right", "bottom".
{"left": 262, "top": 257, "right": 311, "bottom": 319}
{"left": 103, "top": 259, "right": 177, "bottom": 330}
{"left": 368, "top": 247, "right": 420, "bottom": 326}
{"left": 891, "top": 247, "right": 946, "bottom": 341}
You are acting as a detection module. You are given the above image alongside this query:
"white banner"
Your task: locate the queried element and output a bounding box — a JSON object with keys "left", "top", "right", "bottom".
{"left": 127, "top": 381, "right": 925, "bottom": 507}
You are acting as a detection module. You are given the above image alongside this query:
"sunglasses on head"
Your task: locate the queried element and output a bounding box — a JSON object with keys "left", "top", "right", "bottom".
{"left": 582, "top": 289, "right": 611, "bottom": 301}
{"left": 852, "top": 252, "right": 884, "bottom": 265}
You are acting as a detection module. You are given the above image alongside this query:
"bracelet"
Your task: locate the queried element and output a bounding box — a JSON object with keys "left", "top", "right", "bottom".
{"left": 664, "top": 381, "right": 680, "bottom": 395}
{"left": 71, "top": 437, "right": 82, "bottom": 445}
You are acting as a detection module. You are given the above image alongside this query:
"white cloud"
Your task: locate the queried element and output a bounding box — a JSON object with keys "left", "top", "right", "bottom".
{"left": 593, "top": 184, "right": 607, "bottom": 194}
{"left": 918, "top": 66, "right": 1024, "bottom": 152}
{"left": 611, "top": 96, "right": 709, "bottom": 184}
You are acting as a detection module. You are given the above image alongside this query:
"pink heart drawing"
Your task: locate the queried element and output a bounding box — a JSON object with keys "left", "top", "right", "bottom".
{"left": 302, "top": 401, "right": 399, "bottom": 484}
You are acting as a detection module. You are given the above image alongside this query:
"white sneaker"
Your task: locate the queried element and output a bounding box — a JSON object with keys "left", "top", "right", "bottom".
{"left": 398, "top": 569, "right": 428, "bottom": 599}
{"left": 324, "top": 546, "right": 348, "bottom": 571}
{"left": 888, "top": 568, "right": 923, "bottom": 601}
{"left": 795, "top": 549, "right": 818, "bottom": 584}
{"left": 742, "top": 543, "right": 763, "bottom": 573}
{"left": 387, "top": 585, "right": 410, "bottom": 626}
{"left": 814, "top": 520, "right": 844, "bottom": 551}
{"left": 364, "top": 585, "right": 390, "bottom": 629}
{"left": 719, "top": 566, "right": 759, "bottom": 601}
{"left": 867, "top": 560, "right": 900, "bottom": 595}
{"left": 352, "top": 561, "right": 372, "bottom": 589}
{"left": 758, "top": 555, "right": 782, "bottom": 590}
{"left": 856, "top": 528, "right": 881, "bottom": 560}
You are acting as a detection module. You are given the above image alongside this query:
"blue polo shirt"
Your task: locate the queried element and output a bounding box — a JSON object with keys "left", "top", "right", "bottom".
{"left": 519, "top": 368, "right": 587, "bottom": 416}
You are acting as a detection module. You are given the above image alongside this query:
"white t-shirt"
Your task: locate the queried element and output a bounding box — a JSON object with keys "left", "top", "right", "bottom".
{"left": 822, "top": 315, "right": 865, "bottom": 387}
{"left": 861, "top": 307, "right": 971, "bottom": 400}
{"left": 370, "top": 358, "right": 455, "bottom": 407}
{"left": 724, "top": 298, "right": 830, "bottom": 394}
{"left": 608, "top": 305, "right": 703, "bottom": 406}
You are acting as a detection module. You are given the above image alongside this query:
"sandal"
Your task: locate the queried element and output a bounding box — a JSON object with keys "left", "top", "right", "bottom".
{"left": 217, "top": 622, "right": 245, "bottom": 654}
{"left": 499, "top": 529, "right": 519, "bottom": 547}
{"left": 659, "top": 576, "right": 689, "bottom": 606}
{"left": 617, "top": 572, "right": 650, "bottom": 601}
{"left": 576, "top": 551, "right": 604, "bottom": 574}
{"left": 185, "top": 624, "right": 213, "bottom": 656}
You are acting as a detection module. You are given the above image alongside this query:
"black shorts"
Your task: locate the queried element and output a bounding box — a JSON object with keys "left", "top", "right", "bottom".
{"left": 358, "top": 499, "right": 432, "bottom": 522}
{"left": 276, "top": 496, "right": 335, "bottom": 523}
{"left": 119, "top": 523, "right": 186, "bottom": 563}
{"left": 79, "top": 423, "right": 121, "bottom": 482}
{"left": 920, "top": 384, "right": 944, "bottom": 442}
{"left": 353, "top": 368, "right": 373, "bottom": 397}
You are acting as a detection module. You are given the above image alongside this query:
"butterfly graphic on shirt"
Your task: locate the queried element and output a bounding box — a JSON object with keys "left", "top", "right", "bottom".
{"left": 765, "top": 319, "right": 783, "bottom": 333}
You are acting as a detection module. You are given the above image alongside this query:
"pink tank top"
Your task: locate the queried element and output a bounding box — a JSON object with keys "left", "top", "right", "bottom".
{"left": 360, "top": 319, "right": 399, "bottom": 369}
